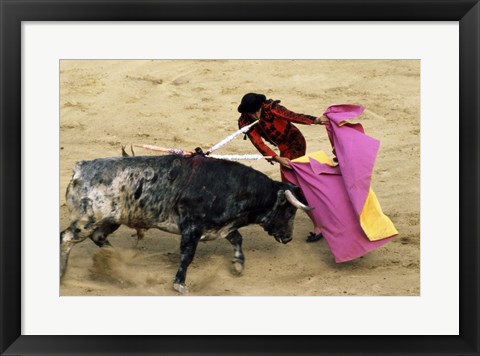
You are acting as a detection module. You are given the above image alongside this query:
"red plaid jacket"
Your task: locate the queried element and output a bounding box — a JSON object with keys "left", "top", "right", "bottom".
{"left": 238, "top": 99, "right": 316, "bottom": 160}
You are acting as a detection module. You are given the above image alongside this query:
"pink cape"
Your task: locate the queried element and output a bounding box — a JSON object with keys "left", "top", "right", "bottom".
{"left": 282, "top": 104, "right": 396, "bottom": 262}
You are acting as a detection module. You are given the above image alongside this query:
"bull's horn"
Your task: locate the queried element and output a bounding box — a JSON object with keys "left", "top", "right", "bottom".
{"left": 285, "top": 190, "right": 313, "bottom": 211}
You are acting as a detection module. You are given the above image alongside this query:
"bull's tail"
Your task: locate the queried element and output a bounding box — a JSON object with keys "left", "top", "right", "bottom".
{"left": 60, "top": 199, "right": 95, "bottom": 279}
{"left": 60, "top": 229, "right": 75, "bottom": 279}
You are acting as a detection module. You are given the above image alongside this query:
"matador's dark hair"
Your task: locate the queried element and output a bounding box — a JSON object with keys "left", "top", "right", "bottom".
{"left": 237, "top": 93, "right": 267, "bottom": 113}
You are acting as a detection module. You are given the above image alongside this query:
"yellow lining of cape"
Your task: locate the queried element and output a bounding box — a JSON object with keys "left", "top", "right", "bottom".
{"left": 360, "top": 188, "right": 398, "bottom": 240}
{"left": 292, "top": 151, "right": 333, "bottom": 165}
{"left": 293, "top": 151, "right": 397, "bottom": 241}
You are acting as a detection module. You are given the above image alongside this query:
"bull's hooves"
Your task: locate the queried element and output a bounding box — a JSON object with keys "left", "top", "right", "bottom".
{"left": 173, "top": 283, "right": 188, "bottom": 294}
{"left": 231, "top": 260, "right": 244, "bottom": 275}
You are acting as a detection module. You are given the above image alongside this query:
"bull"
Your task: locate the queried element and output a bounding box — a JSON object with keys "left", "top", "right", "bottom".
{"left": 60, "top": 152, "right": 311, "bottom": 293}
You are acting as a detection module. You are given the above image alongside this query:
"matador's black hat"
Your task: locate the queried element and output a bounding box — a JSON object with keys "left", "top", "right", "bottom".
{"left": 237, "top": 93, "right": 266, "bottom": 113}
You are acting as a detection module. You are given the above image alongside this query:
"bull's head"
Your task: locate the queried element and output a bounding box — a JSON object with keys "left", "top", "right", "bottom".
{"left": 261, "top": 186, "right": 312, "bottom": 244}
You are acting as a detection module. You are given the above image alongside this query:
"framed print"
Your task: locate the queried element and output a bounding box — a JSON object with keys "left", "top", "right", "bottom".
{"left": 1, "top": 0, "right": 479, "bottom": 355}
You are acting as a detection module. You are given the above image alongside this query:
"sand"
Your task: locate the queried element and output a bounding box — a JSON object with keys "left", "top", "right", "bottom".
{"left": 59, "top": 60, "right": 420, "bottom": 296}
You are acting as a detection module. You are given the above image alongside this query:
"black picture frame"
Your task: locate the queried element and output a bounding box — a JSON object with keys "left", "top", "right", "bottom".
{"left": 1, "top": 0, "right": 478, "bottom": 355}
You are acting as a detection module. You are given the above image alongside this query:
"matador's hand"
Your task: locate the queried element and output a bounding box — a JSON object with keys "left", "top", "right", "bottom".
{"left": 313, "top": 115, "right": 329, "bottom": 125}
{"left": 274, "top": 156, "right": 293, "bottom": 169}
